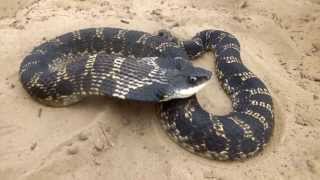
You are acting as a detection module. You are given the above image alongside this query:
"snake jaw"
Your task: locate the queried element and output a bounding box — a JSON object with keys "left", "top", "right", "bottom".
{"left": 172, "top": 80, "right": 209, "bottom": 99}
{"left": 157, "top": 85, "right": 175, "bottom": 102}
{"left": 159, "top": 80, "right": 209, "bottom": 102}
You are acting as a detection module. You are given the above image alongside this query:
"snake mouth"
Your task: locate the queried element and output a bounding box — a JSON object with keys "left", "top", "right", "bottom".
{"left": 160, "top": 80, "right": 209, "bottom": 102}
{"left": 173, "top": 80, "right": 209, "bottom": 98}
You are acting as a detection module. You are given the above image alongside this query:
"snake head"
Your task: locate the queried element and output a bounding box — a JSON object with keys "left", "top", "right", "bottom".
{"left": 159, "top": 58, "right": 212, "bottom": 101}
{"left": 121, "top": 56, "right": 210, "bottom": 102}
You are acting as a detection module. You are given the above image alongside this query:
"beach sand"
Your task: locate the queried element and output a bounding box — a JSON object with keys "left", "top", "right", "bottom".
{"left": 0, "top": 0, "right": 320, "bottom": 179}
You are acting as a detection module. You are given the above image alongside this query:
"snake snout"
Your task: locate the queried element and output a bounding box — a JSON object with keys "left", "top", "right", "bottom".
{"left": 188, "top": 67, "right": 212, "bottom": 85}
{"left": 162, "top": 67, "right": 211, "bottom": 101}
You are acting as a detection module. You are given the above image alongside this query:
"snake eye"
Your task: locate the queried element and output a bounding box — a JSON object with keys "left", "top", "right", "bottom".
{"left": 188, "top": 76, "right": 198, "bottom": 83}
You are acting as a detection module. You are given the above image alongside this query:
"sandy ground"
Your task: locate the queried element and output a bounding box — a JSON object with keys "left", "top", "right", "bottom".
{"left": 0, "top": 0, "right": 320, "bottom": 179}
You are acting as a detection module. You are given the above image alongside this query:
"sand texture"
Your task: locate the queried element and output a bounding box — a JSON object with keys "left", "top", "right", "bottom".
{"left": 0, "top": 0, "right": 320, "bottom": 179}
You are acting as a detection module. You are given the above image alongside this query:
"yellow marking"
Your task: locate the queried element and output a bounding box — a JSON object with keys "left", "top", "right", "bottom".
{"left": 216, "top": 32, "right": 227, "bottom": 42}
{"left": 250, "top": 100, "right": 273, "bottom": 112}
{"left": 20, "top": 59, "right": 41, "bottom": 74}
{"left": 222, "top": 43, "right": 240, "bottom": 52}
{"left": 216, "top": 69, "right": 224, "bottom": 79}
{"left": 244, "top": 110, "right": 269, "bottom": 130}
{"left": 29, "top": 72, "right": 42, "bottom": 87}
{"left": 136, "top": 33, "right": 152, "bottom": 44}
{"left": 33, "top": 48, "right": 47, "bottom": 55}
{"left": 72, "top": 30, "right": 81, "bottom": 40}
{"left": 247, "top": 88, "right": 270, "bottom": 96}
{"left": 224, "top": 56, "right": 241, "bottom": 64}
{"left": 209, "top": 115, "right": 227, "bottom": 139}
{"left": 222, "top": 79, "right": 235, "bottom": 94}
{"left": 116, "top": 29, "right": 128, "bottom": 39}
{"left": 229, "top": 116, "right": 254, "bottom": 140}
{"left": 95, "top": 28, "right": 104, "bottom": 38}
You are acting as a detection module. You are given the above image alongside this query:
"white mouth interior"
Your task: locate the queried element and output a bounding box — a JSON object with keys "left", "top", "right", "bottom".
{"left": 160, "top": 81, "right": 209, "bottom": 102}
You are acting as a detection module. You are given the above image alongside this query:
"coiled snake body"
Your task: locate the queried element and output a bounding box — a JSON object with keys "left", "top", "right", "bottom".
{"left": 19, "top": 27, "right": 274, "bottom": 160}
{"left": 160, "top": 30, "right": 274, "bottom": 160}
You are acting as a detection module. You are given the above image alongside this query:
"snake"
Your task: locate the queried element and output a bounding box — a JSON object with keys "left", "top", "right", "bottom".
{"left": 19, "top": 27, "right": 274, "bottom": 160}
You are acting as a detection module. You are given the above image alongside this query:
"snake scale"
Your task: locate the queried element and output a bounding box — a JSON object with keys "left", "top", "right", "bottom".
{"left": 19, "top": 27, "right": 274, "bottom": 160}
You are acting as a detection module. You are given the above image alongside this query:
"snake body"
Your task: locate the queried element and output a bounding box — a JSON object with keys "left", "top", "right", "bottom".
{"left": 19, "top": 27, "right": 274, "bottom": 160}
{"left": 160, "top": 30, "right": 274, "bottom": 160}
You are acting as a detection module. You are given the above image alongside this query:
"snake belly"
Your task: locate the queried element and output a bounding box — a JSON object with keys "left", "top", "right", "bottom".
{"left": 19, "top": 27, "right": 197, "bottom": 106}
{"left": 160, "top": 30, "right": 274, "bottom": 160}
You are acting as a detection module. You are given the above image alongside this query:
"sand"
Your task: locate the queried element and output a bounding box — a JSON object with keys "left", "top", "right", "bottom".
{"left": 0, "top": 0, "right": 320, "bottom": 179}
